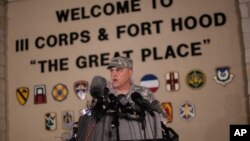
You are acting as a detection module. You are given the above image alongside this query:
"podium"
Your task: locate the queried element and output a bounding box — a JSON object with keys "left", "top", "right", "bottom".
{"left": 76, "top": 112, "right": 163, "bottom": 141}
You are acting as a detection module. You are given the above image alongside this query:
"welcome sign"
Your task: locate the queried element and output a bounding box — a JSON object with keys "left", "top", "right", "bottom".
{"left": 11, "top": 0, "right": 227, "bottom": 73}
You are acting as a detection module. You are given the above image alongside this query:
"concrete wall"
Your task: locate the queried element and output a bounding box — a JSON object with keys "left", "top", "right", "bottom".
{"left": 0, "top": 0, "right": 6, "bottom": 140}
{"left": 240, "top": 0, "right": 250, "bottom": 109}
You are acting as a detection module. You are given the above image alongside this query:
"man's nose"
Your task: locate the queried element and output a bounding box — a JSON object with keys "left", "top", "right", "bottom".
{"left": 111, "top": 71, "right": 117, "bottom": 76}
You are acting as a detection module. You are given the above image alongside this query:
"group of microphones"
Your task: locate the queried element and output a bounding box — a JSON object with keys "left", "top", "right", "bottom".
{"left": 89, "top": 76, "right": 161, "bottom": 122}
{"left": 74, "top": 76, "right": 179, "bottom": 141}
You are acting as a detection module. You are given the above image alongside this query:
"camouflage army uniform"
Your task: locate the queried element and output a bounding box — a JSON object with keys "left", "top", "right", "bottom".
{"left": 107, "top": 80, "right": 167, "bottom": 120}
{"left": 107, "top": 81, "right": 155, "bottom": 103}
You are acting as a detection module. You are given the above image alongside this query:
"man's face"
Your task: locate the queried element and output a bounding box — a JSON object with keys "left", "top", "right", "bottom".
{"left": 110, "top": 67, "right": 133, "bottom": 90}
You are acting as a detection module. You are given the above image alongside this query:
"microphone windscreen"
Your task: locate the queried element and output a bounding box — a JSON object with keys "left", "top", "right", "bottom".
{"left": 108, "top": 93, "right": 116, "bottom": 101}
{"left": 90, "top": 76, "right": 107, "bottom": 98}
{"left": 131, "top": 92, "right": 143, "bottom": 101}
{"left": 131, "top": 92, "right": 145, "bottom": 109}
{"left": 117, "top": 94, "right": 129, "bottom": 107}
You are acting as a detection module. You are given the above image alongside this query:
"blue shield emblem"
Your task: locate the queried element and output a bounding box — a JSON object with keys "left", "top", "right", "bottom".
{"left": 213, "top": 67, "right": 234, "bottom": 86}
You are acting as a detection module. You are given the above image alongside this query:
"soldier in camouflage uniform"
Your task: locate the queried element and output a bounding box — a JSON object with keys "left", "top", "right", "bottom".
{"left": 107, "top": 56, "right": 166, "bottom": 118}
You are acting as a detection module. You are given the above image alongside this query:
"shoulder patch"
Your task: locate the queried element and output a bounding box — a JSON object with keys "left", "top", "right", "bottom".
{"left": 161, "top": 102, "right": 173, "bottom": 123}
{"left": 34, "top": 84, "right": 47, "bottom": 104}
{"left": 62, "top": 110, "right": 74, "bottom": 130}
{"left": 140, "top": 74, "right": 159, "bottom": 93}
{"left": 45, "top": 112, "right": 57, "bottom": 131}
{"left": 186, "top": 69, "right": 206, "bottom": 89}
{"left": 166, "top": 72, "right": 180, "bottom": 92}
{"left": 16, "top": 87, "right": 29, "bottom": 105}
{"left": 74, "top": 80, "right": 88, "bottom": 100}
{"left": 52, "top": 83, "right": 68, "bottom": 102}
{"left": 179, "top": 101, "right": 195, "bottom": 122}
{"left": 213, "top": 66, "right": 234, "bottom": 86}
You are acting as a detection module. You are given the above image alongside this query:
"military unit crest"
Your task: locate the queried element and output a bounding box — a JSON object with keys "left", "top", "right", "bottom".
{"left": 140, "top": 74, "right": 159, "bottom": 93}
{"left": 52, "top": 83, "right": 68, "bottom": 102}
{"left": 62, "top": 110, "right": 74, "bottom": 130}
{"left": 213, "top": 66, "right": 234, "bottom": 86}
{"left": 161, "top": 102, "right": 173, "bottom": 123}
{"left": 16, "top": 87, "right": 29, "bottom": 105}
{"left": 74, "top": 80, "right": 88, "bottom": 100}
{"left": 179, "top": 101, "right": 195, "bottom": 122}
{"left": 186, "top": 69, "right": 206, "bottom": 89}
{"left": 45, "top": 112, "right": 57, "bottom": 131}
{"left": 34, "top": 84, "right": 47, "bottom": 104}
{"left": 165, "top": 72, "right": 180, "bottom": 92}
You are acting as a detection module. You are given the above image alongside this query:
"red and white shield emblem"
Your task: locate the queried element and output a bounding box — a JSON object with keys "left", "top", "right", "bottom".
{"left": 74, "top": 80, "right": 88, "bottom": 100}
{"left": 34, "top": 84, "right": 47, "bottom": 104}
{"left": 166, "top": 72, "right": 180, "bottom": 92}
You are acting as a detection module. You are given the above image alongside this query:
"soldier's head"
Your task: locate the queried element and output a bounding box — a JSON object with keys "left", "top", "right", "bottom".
{"left": 107, "top": 56, "right": 133, "bottom": 91}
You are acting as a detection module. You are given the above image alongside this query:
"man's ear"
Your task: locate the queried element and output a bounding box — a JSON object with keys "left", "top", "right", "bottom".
{"left": 129, "top": 69, "right": 133, "bottom": 77}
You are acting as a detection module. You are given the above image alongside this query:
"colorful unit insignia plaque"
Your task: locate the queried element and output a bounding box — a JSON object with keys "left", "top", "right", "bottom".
{"left": 166, "top": 72, "right": 180, "bottom": 92}
{"left": 52, "top": 83, "right": 68, "bottom": 102}
{"left": 16, "top": 87, "right": 29, "bottom": 105}
{"left": 45, "top": 112, "right": 57, "bottom": 131}
{"left": 62, "top": 110, "right": 74, "bottom": 130}
{"left": 213, "top": 66, "right": 234, "bottom": 86}
{"left": 186, "top": 69, "right": 206, "bottom": 89}
{"left": 74, "top": 80, "right": 88, "bottom": 100}
{"left": 179, "top": 101, "right": 195, "bottom": 122}
{"left": 161, "top": 102, "right": 173, "bottom": 123}
{"left": 140, "top": 74, "right": 159, "bottom": 93}
{"left": 34, "top": 85, "right": 47, "bottom": 104}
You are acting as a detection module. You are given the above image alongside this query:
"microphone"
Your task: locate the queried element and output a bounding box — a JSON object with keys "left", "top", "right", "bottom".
{"left": 90, "top": 75, "right": 107, "bottom": 99}
{"left": 108, "top": 93, "right": 117, "bottom": 104}
{"left": 151, "top": 100, "right": 167, "bottom": 117}
{"left": 90, "top": 76, "right": 109, "bottom": 121}
{"left": 142, "top": 98, "right": 155, "bottom": 116}
{"left": 117, "top": 94, "right": 134, "bottom": 114}
{"left": 131, "top": 92, "right": 155, "bottom": 116}
{"left": 131, "top": 92, "right": 145, "bottom": 115}
{"left": 117, "top": 94, "right": 129, "bottom": 107}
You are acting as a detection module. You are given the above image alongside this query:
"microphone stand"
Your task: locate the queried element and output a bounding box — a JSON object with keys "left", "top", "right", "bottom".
{"left": 111, "top": 103, "right": 120, "bottom": 141}
{"left": 108, "top": 94, "right": 120, "bottom": 141}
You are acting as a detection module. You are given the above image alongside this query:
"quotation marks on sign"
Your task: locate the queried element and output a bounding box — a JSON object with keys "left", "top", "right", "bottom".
{"left": 30, "top": 58, "right": 69, "bottom": 73}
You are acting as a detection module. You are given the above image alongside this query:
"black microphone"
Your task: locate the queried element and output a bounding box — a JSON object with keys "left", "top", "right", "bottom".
{"left": 90, "top": 76, "right": 109, "bottom": 122}
{"left": 117, "top": 94, "right": 134, "bottom": 114}
{"left": 90, "top": 75, "right": 107, "bottom": 99}
{"left": 117, "top": 94, "right": 129, "bottom": 107}
{"left": 131, "top": 92, "right": 155, "bottom": 116}
{"left": 142, "top": 99, "right": 156, "bottom": 116}
{"left": 108, "top": 93, "right": 117, "bottom": 103}
{"left": 131, "top": 92, "right": 145, "bottom": 115}
{"left": 151, "top": 100, "right": 167, "bottom": 117}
